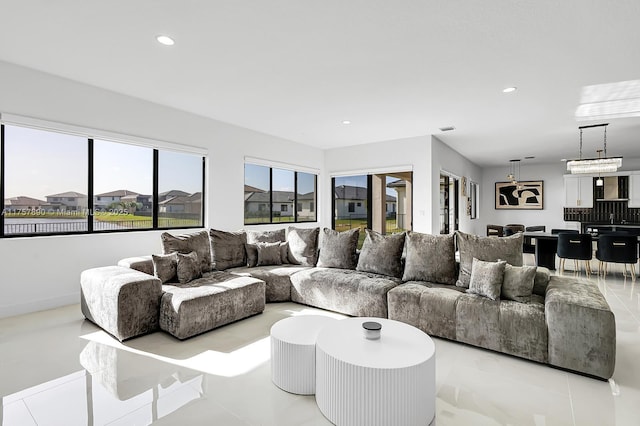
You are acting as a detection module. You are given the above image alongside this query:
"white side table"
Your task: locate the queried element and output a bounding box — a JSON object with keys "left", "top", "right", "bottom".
{"left": 270, "top": 315, "right": 337, "bottom": 395}
{"left": 316, "top": 317, "right": 435, "bottom": 426}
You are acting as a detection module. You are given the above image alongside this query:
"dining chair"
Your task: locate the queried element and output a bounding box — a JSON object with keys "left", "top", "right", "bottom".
{"left": 596, "top": 234, "right": 638, "bottom": 278}
{"left": 486, "top": 224, "right": 504, "bottom": 237}
{"left": 504, "top": 224, "right": 525, "bottom": 236}
{"left": 557, "top": 233, "right": 593, "bottom": 276}
{"left": 522, "top": 226, "right": 545, "bottom": 254}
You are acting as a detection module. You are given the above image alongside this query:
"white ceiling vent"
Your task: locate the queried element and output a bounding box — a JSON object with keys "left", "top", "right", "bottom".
{"left": 439, "top": 126, "right": 456, "bottom": 132}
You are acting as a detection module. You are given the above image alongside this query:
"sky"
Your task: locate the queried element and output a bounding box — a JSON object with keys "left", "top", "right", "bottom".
{"left": 3, "top": 125, "right": 202, "bottom": 200}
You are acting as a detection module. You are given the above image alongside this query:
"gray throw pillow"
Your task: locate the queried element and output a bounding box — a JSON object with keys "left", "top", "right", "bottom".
{"left": 316, "top": 228, "right": 360, "bottom": 269}
{"left": 455, "top": 231, "right": 523, "bottom": 289}
{"left": 533, "top": 266, "right": 551, "bottom": 296}
{"left": 502, "top": 264, "right": 536, "bottom": 303}
{"left": 245, "top": 243, "right": 258, "bottom": 267}
{"left": 279, "top": 241, "right": 290, "bottom": 265}
{"left": 209, "top": 229, "right": 247, "bottom": 270}
{"left": 287, "top": 227, "right": 320, "bottom": 266}
{"left": 152, "top": 252, "right": 177, "bottom": 284}
{"left": 402, "top": 231, "right": 456, "bottom": 285}
{"left": 246, "top": 229, "right": 286, "bottom": 244}
{"left": 256, "top": 242, "right": 282, "bottom": 266}
{"left": 161, "top": 230, "right": 212, "bottom": 274}
{"left": 176, "top": 251, "right": 202, "bottom": 284}
{"left": 356, "top": 229, "right": 406, "bottom": 278}
{"left": 467, "top": 258, "right": 506, "bottom": 300}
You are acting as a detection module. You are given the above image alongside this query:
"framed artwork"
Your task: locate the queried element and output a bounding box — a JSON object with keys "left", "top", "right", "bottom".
{"left": 495, "top": 180, "right": 543, "bottom": 210}
{"left": 461, "top": 176, "right": 468, "bottom": 196}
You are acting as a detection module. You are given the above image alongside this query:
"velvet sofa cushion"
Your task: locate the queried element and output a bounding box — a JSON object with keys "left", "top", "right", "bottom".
{"left": 287, "top": 227, "right": 320, "bottom": 266}
{"left": 161, "top": 230, "right": 212, "bottom": 274}
{"left": 246, "top": 229, "right": 286, "bottom": 244}
{"left": 455, "top": 231, "right": 523, "bottom": 288}
{"left": 356, "top": 229, "right": 406, "bottom": 278}
{"left": 502, "top": 264, "right": 536, "bottom": 303}
{"left": 467, "top": 258, "right": 506, "bottom": 300}
{"left": 402, "top": 231, "right": 456, "bottom": 285}
{"left": 209, "top": 229, "right": 247, "bottom": 271}
{"left": 316, "top": 228, "right": 359, "bottom": 269}
{"left": 256, "top": 242, "right": 282, "bottom": 266}
{"left": 176, "top": 252, "right": 202, "bottom": 284}
{"left": 152, "top": 252, "right": 177, "bottom": 284}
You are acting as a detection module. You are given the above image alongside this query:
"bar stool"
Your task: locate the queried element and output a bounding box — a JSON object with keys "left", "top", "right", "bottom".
{"left": 596, "top": 234, "right": 638, "bottom": 278}
{"left": 557, "top": 233, "right": 593, "bottom": 276}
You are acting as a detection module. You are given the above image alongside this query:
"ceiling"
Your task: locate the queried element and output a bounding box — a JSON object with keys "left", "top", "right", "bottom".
{"left": 0, "top": 1, "right": 639, "bottom": 167}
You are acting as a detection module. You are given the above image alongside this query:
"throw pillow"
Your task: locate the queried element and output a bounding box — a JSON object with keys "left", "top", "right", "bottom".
{"left": 455, "top": 231, "right": 523, "bottom": 289}
{"left": 502, "top": 264, "right": 537, "bottom": 303}
{"left": 533, "top": 266, "right": 551, "bottom": 296}
{"left": 279, "top": 241, "right": 290, "bottom": 265}
{"left": 256, "top": 242, "right": 282, "bottom": 266}
{"left": 467, "top": 258, "right": 506, "bottom": 301}
{"left": 245, "top": 243, "right": 258, "bottom": 267}
{"left": 152, "top": 252, "right": 178, "bottom": 284}
{"left": 246, "top": 229, "right": 286, "bottom": 244}
{"left": 402, "top": 231, "right": 456, "bottom": 285}
{"left": 287, "top": 227, "right": 320, "bottom": 266}
{"left": 316, "top": 228, "right": 360, "bottom": 269}
{"left": 356, "top": 229, "right": 406, "bottom": 278}
{"left": 176, "top": 251, "right": 202, "bottom": 284}
{"left": 161, "top": 230, "right": 212, "bottom": 274}
{"left": 209, "top": 229, "right": 246, "bottom": 270}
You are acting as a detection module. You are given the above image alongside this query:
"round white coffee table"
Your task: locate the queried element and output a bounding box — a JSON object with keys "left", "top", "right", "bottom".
{"left": 270, "top": 315, "right": 338, "bottom": 395}
{"left": 316, "top": 317, "right": 435, "bottom": 426}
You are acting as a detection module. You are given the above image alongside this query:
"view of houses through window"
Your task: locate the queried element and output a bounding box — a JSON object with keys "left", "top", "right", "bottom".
{"left": 333, "top": 172, "right": 412, "bottom": 247}
{"left": 244, "top": 163, "right": 317, "bottom": 224}
{"left": 1, "top": 124, "right": 204, "bottom": 236}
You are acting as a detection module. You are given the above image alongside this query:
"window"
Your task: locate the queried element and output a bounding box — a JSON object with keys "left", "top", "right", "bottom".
{"left": 348, "top": 202, "right": 356, "bottom": 213}
{"left": 296, "top": 171, "right": 317, "bottom": 222}
{"left": 357, "top": 202, "right": 362, "bottom": 207}
{"left": 0, "top": 122, "right": 205, "bottom": 237}
{"left": 158, "top": 150, "right": 204, "bottom": 228}
{"left": 3, "top": 125, "right": 88, "bottom": 235}
{"left": 93, "top": 139, "right": 153, "bottom": 230}
{"left": 469, "top": 181, "right": 478, "bottom": 219}
{"left": 244, "top": 163, "right": 317, "bottom": 225}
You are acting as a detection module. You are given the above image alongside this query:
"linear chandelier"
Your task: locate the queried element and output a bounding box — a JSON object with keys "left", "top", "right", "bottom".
{"left": 566, "top": 123, "right": 622, "bottom": 174}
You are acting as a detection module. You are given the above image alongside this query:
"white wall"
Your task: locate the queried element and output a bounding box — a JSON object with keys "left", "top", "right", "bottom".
{"left": 430, "top": 136, "right": 483, "bottom": 235}
{"left": 480, "top": 162, "right": 573, "bottom": 233}
{"left": 0, "top": 60, "right": 323, "bottom": 318}
{"left": 323, "top": 135, "right": 432, "bottom": 233}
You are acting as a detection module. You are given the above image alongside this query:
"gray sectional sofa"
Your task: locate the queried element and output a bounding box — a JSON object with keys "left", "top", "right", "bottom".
{"left": 80, "top": 226, "right": 616, "bottom": 380}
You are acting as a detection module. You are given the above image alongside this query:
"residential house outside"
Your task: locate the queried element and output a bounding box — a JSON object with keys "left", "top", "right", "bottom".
{"left": 94, "top": 189, "right": 147, "bottom": 211}
{"left": 296, "top": 191, "right": 315, "bottom": 220}
{"left": 334, "top": 185, "right": 396, "bottom": 220}
{"left": 158, "top": 192, "right": 202, "bottom": 215}
{"left": 3, "top": 196, "right": 47, "bottom": 212}
{"left": 45, "top": 191, "right": 88, "bottom": 212}
{"left": 245, "top": 190, "right": 294, "bottom": 219}
{"left": 387, "top": 180, "right": 407, "bottom": 229}
{"left": 159, "top": 190, "right": 190, "bottom": 202}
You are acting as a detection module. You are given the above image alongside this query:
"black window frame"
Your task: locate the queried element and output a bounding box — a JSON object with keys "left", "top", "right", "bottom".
{"left": 0, "top": 123, "right": 206, "bottom": 238}
{"left": 243, "top": 163, "right": 317, "bottom": 225}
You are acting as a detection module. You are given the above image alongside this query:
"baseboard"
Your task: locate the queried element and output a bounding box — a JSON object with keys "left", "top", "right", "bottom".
{"left": 0, "top": 292, "right": 79, "bottom": 319}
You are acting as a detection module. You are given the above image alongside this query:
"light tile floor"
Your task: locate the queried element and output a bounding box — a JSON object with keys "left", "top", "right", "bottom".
{"left": 1, "top": 268, "right": 639, "bottom": 425}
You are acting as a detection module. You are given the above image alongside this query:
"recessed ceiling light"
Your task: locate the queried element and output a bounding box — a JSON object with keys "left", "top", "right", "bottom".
{"left": 156, "top": 35, "right": 175, "bottom": 46}
{"left": 524, "top": 156, "right": 535, "bottom": 160}
{"left": 503, "top": 87, "right": 517, "bottom": 93}
{"left": 342, "top": 120, "right": 351, "bottom": 125}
